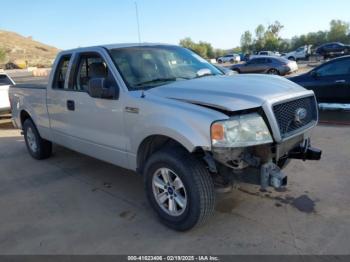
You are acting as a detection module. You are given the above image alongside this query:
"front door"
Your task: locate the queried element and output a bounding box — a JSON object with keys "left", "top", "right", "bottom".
{"left": 310, "top": 58, "right": 350, "bottom": 103}
{"left": 47, "top": 50, "right": 128, "bottom": 168}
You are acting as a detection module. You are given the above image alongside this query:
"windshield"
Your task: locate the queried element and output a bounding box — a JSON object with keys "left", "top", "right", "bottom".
{"left": 109, "top": 45, "right": 222, "bottom": 90}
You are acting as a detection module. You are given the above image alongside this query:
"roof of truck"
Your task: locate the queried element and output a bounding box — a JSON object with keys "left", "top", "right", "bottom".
{"left": 63, "top": 43, "right": 175, "bottom": 53}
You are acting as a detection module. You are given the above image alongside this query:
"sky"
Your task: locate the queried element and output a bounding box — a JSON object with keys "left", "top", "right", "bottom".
{"left": 1, "top": 0, "right": 350, "bottom": 50}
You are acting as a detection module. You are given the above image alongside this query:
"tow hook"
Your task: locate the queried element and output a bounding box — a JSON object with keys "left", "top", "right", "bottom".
{"left": 288, "top": 145, "right": 322, "bottom": 161}
{"left": 260, "top": 162, "right": 287, "bottom": 190}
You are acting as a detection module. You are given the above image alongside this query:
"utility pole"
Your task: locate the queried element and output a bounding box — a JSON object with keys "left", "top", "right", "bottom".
{"left": 134, "top": 1, "right": 141, "bottom": 43}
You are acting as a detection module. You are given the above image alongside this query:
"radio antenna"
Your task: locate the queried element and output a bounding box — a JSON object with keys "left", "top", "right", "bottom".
{"left": 134, "top": 1, "right": 142, "bottom": 43}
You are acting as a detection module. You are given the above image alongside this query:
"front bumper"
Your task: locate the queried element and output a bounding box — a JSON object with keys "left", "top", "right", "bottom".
{"left": 211, "top": 135, "right": 322, "bottom": 189}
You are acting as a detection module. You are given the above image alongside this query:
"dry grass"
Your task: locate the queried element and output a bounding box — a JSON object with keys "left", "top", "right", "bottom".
{"left": 0, "top": 30, "right": 59, "bottom": 68}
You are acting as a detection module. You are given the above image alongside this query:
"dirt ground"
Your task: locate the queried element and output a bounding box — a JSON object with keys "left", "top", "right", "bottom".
{"left": 0, "top": 113, "right": 350, "bottom": 254}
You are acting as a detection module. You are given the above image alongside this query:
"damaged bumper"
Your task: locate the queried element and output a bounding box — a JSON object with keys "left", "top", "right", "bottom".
{"left": 211, "top": 135, "right": 322, "bottom": 190}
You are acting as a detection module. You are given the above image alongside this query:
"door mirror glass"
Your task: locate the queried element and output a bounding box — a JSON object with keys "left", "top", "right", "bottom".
{"left": 88, "top": 78, "right": 118, "bottom": 99}
{"left": 310, "top": 70, "right": 319, "bottom": 78}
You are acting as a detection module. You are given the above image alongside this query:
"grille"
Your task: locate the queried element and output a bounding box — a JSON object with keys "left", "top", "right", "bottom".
{"left": 273, "top": 96, "right": 317, "bottom": 138}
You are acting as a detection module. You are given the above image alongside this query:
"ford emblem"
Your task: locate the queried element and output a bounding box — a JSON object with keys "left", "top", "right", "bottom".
{"left": 294, "top": 108, "right": 307, "bottom": 123}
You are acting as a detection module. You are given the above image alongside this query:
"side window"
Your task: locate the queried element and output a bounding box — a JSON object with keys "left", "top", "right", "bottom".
{"left": 248, "top": 59, "right": 257, "bottom": 64}
{"left": 53, "top": 55, "right": 71, "bottom": 89}
{"left": 256, "top": 58, "right": 264, "bottom": 64}
{"left": 74, "top": 54, "right": 108, "bottom": 91}
{"left": 316, "top": 59, "right": 350, "bottom": 77}
{"left": 73, "top": 53, "right": 118, "bottom": 98}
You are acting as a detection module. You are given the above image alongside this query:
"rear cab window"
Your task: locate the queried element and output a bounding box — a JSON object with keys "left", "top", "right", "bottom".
{"left": 53, "top": 55, "right": 72, "bottom": 90}
{"left": 0, "top": 75, "right": 12, "bottom": 86}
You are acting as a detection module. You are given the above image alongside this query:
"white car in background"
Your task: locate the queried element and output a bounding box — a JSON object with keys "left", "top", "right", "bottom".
{"left": 0, "top": 73, "right": 15, "bottom": 114}
{"left": 217, "top": 54, "right": 240, "bottom": 64}
{"left": 282, "top": 45, "right": 312, "bottom": 61}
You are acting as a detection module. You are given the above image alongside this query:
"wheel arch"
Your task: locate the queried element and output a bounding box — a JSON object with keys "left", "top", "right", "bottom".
{"left": 136, "top": 134, "right": 205, "bottom": 175}
{"left": 20, "top": 109, "right": 33, "bottom": 128}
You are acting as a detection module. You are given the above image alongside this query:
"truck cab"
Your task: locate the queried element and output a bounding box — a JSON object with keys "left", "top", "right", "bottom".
{"left": 283, "top": 45, "right": 311, "bottom": 61}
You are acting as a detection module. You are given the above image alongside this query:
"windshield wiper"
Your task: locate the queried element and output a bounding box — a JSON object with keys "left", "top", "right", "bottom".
{"left": 135, "top": 77, "right": 177, "bottom": 87}
{"left": 194, "top": 73, "right": 215, "bottom": 79}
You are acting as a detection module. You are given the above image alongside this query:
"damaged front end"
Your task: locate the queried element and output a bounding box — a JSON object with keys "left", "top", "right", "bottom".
{"left": 211, "top": 134, "right": 321, "bottom": 190}
{"left": 207, "top": 95, "right": 322, "bottom": 190}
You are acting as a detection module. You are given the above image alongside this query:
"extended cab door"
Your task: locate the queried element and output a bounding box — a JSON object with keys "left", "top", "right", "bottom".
{"left": 47, "top": 50, "right": 128, "bottom": 168}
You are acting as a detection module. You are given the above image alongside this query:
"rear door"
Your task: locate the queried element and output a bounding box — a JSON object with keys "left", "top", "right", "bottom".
{"left": 310, "top": 58, "right": 350, "bottom": 103}
{"left": 46, "top": 54, "right": 73, "bottom": 133}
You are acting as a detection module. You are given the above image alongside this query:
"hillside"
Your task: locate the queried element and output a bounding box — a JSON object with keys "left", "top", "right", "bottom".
{"left": 0, "top": 30, "right": 59, "bottom": 68}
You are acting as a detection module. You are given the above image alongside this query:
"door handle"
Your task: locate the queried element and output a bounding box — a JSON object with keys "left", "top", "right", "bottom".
{"left": 67, "top": 100, "right": 75, "bottom": 111}
{"left": 335, "top": 80, "right": 346, "bottom": 83}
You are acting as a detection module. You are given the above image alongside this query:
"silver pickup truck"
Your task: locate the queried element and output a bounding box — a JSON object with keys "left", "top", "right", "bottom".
{"left": 9, "top": 43, "right": 321, "bottom": 231}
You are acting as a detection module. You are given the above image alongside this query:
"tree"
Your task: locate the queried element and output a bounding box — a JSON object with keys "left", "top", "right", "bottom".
{"left": 254, "top": 24, "right": 266, "bottom": 52}
{"left": 199, "top": 41, "right": 215, "bottom": 58}
{"left": 328, "top": 19, "right": 350, "bottom": 43}
{"left": 179, "top": 37, "right": 195, "bottom": 50}
{"left": 214, "top": 49, "right": 225, "bottom": 58}
{"left": 240, "top": 31, "right": 253, "bottom": 53}
{"left": 179, "top": 38, "right": 216, "bottom": 59}
{"left": 267, "top": 21, "right": 284, "bottom": 36}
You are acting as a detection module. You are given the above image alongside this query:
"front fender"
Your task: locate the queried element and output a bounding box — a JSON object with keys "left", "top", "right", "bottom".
{"left": 124, "top": 93, "right": 229, "bottom": 169}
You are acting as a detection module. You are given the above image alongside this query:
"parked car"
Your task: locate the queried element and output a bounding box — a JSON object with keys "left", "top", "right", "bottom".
{"left": 0, "top": 73, "right": 15, "bottom": 114}
{"left": 231, "top": 56, "right": 298, "bottom": 75}
{"left": 316, "top": 42, "right": 350, "bottom": 59}
{"left": 213, "top": 65, "right": 237, "bottom": 76}
{"left": 288, "top": 56, "right": 350, "bottom": 103}
{"left": 217, "top": 54, "right": 240, "bottom": 64}
{"left": 257, "top": 51, "right": 279, "bottom": 56}
{"left": 283, "top": 45, "right": 312, "bottom": 61}
{"left": 10, "top": 44, "right": 321, "bottom": 231}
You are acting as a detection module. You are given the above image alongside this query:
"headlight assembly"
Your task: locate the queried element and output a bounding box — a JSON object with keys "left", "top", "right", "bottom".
{"left": 211, "top": 113, "right": 273, "bottom": 147}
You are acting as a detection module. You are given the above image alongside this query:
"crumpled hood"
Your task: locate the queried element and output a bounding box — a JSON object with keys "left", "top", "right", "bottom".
{"left": 147, "top": 74, "right": 308, "bottom": 111}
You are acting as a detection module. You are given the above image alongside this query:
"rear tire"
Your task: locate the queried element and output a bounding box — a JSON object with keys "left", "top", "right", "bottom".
{"left": 23, "top": 119, "right": 52, "bottom": 160}
{"left": 267, "top": 68, "right": 280, "bottom": 75}
{"left": 144, "top": 147, "right": 215, "bottom": 231}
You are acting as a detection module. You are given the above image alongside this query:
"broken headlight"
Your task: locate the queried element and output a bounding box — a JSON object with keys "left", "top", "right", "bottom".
{"left": 211, "top": 113, "right": 273, "bottom": 148}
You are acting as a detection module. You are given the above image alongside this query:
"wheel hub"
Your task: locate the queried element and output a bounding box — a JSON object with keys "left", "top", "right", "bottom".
{"left": 26, "top": 127, "right": 37, "bottom": 153}
{"left": 152, "top": 167, "right": 187, "bottom": 217}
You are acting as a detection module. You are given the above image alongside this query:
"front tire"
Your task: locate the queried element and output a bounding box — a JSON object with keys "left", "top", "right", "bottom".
{"left": 144, "top": 148, "right": 215, "bottom": 231}
{"left": 267, "top": 68, "right": 280, "bottom": 75}
{"left": 23, "top": 119, "right": 52, "bottom": 160}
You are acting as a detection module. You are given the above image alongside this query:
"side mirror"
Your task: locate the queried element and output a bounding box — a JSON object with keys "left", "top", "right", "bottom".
{"left": 310, "top": 70, "right": 319, "bottom": 78}
{"left": 88, "top": 78, "right": 119, "bottom": 99}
